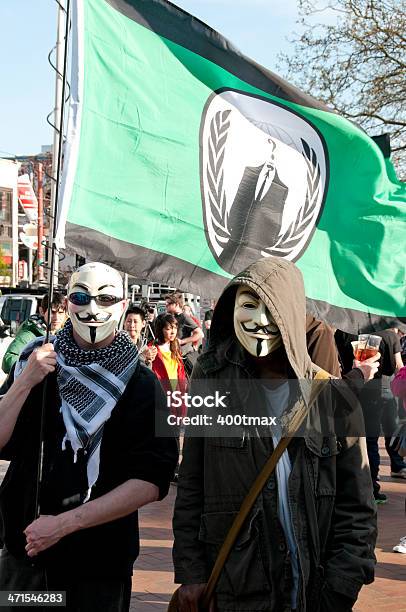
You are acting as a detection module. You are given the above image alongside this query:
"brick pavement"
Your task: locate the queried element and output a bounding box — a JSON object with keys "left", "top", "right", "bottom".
{"left": 1, "top": 437, "right": 405, "bottom": 611}
{"left": 130, "top": 487, "right": 176, "bottom": 611}
{"left": 131, "top": 439, "right": 406, "bottom": 612}
{"left": 354, "top": 440, "right": 406, "bottom": 611}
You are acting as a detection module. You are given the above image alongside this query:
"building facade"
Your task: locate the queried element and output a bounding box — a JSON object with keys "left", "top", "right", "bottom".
{"left": 0, "top": 159, "right": 19, "bottom": 286}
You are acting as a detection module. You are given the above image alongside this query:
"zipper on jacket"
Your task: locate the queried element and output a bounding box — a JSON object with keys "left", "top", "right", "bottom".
{"left": 240, "top": 429, "right": 246, "bottom": 448}
{"left": 288, "top": 473, "right": 306, "bottom": 612}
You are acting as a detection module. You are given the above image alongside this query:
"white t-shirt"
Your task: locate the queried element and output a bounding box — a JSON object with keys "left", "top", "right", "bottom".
{"left": 261, "top": 382, "right": 299, "bottom": 609}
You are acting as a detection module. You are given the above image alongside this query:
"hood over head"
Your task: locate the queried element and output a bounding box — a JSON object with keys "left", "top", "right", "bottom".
{"left": 209, "top": 256, "right": 312, "bottom": 379}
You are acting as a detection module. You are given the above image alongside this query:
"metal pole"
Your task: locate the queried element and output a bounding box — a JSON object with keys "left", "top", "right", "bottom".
{"left": 34, "top": 0, "right": 71, "bottom": 519}
{"left": 49, "top": 2, "right": 66, "bottom": 286}
{"left": 28, "top": 248, "right": 33, "bottom": 286}
{"left": 37, "top": 162, "right": 45, "bottom": 282}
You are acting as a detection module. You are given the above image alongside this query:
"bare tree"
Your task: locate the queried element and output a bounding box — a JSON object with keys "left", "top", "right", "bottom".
{"left": 278, "top": 0, "right": 406, "bottom": 179}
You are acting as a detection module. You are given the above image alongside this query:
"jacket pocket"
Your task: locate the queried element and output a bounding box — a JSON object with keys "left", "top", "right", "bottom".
{"left": 304, "top": 437, "right": 339, "bottom": 559}
{"left": 304, "top": 433, "right": 340, "bottom": 460}
{"left": 198, "top": 508, "right": 270, "bottom": 598}
{"left": 206, "top": 434, "right": 247, "bottom": 450}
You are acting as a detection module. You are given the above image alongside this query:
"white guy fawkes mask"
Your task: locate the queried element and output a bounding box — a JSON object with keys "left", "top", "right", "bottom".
{"left": 67, "top": 262, "right": 126, "bottom": 344}
{"left": 233, "top": 285, "right": 282, "bottom": 357}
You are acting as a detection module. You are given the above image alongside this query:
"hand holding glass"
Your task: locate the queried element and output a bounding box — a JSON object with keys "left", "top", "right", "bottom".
{"left": 352, "top": 334, "right": 381, "bottom": 361}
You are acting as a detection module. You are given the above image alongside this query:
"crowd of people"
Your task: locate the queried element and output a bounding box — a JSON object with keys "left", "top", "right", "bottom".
{"left": 0, "top": 257, "right": 405, "bottom": 611}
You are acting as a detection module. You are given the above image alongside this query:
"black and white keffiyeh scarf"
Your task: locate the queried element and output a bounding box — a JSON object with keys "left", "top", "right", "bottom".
{"left": 15, "top": 319, "right": 139, "bottom": 500}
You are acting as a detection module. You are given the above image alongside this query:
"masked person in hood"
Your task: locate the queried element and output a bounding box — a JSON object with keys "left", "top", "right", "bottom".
{"left": 173, "top": 257, "right": 378, "bottom": 612}
{"left": 0, "top": 262, "right": 178, "bottom": 612}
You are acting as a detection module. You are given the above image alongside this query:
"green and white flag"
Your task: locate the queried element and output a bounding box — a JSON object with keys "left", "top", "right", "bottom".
{"left": 58, "top": 0, "right": 406, "bottom": 332}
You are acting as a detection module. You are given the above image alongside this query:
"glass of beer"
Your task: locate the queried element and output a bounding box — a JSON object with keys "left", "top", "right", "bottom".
{"left": 353, "top": 334, "right": 381, "bottom": 361}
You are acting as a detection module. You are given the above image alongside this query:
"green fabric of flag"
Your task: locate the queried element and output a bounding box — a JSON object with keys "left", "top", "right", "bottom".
{"left": 58, "top": 0, "right": 406, "bottom": 332}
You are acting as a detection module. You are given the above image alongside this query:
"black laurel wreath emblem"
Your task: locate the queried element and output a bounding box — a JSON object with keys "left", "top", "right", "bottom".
{"left": 262, "top": 138, "right": 321, "bottom": 257}
{"left": 206, "top": 109, "right": 232, "bottom": 245}
{"left": 206, "top": 116, "right": 321, "bottom": 259}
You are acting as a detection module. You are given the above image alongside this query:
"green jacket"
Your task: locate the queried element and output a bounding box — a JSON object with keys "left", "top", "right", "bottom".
{"left": 2, "top": 315, "right": 46, "bottom": 374}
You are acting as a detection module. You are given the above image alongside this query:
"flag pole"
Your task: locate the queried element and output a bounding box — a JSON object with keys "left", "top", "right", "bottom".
{"left": 48, "top": 0, "right": 66, "bottom": 287}
{"left": 34, "top": 0, "right": 71, "bottom": 519}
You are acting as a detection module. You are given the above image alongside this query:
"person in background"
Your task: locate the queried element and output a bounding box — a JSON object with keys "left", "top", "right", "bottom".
{"left": 334, "top": 329, "right": 357, "bottom": 375}
{"left": 166, "top": 294, "right": 203, "bottom": 353}
{"left": 124, "top": 306, "right": 146, "bottom": 347}
{"left": 165, "top": 293, "right": 203, "bottom": 377}
{"left": 336, "top": 327, "right": 405, "bottom": 501}
{"left": 123, "top": 306, "right": 157, "bottom": 367}
{"left": 378, "top": 328, "right": 405, "bottom": 480}
{"left": 149, "top": 313, "right": 187, "bottom": 416}
{"left": 390, "top": 366, "right": 406, "bottom": 554}
{"left": 2, "top": 292, "right": 66, "bottom": 375}
{"left": 203, "top": 305, "right": 214, "bottom": 351}
{"left": 399, "top": 330, "right": 406, "bottom": 365}
{"left": 182, "top": 304, "right": 201, "bottom": 329}
{"left": 305, "top": 314, "right": 341, "bottom": 377}
{"left": 182, "top": 304, "right": 202, "bottom": 351}
{"left": 390, "top": 365, "right": 406, "bottom": 454}
{"left": 368, "top": 329, "right": 405, "bottom": 493}
{"left": 144, "top": 304, "right": 158, "bottom": 343}
{"left": 150, "top": 313, "right": 188, "bottom": 483}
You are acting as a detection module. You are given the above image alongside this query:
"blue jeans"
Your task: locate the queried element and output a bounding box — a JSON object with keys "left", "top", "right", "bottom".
{"left": 0, "top": 548, "right": 132, "bottom": 612}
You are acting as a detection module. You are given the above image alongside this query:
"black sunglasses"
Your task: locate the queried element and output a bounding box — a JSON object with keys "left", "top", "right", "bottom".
{"left": 69, "top": 292, "right": 122, "bottom": 307}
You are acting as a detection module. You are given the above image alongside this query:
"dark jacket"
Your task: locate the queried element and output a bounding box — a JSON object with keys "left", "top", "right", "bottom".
{"left": 173, "top": 257, "right": 376, "bottom": 612}
{"left": 0, "top": 361, "right": 178, "bottom": 579}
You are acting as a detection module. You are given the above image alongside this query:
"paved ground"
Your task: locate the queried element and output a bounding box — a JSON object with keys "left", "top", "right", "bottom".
{"left": 130, "top": 487, "right": 176, "bottom": 611}
{"left": 0, "top": 437, "right": 405, "bottom": 611}
{"left": 354, "top": 441, "right": 406, "bottom": 611}
{"left": 131, "top": 438, "right": 406, "bottom": 612}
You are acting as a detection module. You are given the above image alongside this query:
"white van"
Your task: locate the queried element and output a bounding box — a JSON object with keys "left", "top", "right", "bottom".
{"left": 0, "top": 294, "right": 44, "bottom": 335}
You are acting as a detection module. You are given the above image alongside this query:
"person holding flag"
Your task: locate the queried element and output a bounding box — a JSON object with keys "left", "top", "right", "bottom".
{"left": 0, "top": 262, "right": 177, "bottom": 612}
